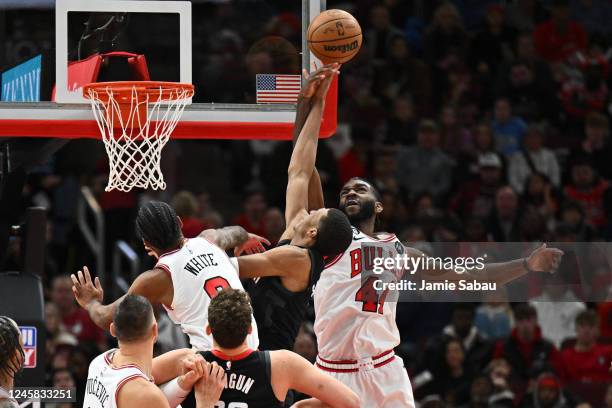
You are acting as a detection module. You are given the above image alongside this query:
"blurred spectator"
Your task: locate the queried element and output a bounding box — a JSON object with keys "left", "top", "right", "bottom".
{"left": 263, "top": 207, "right": 285, "bottom": 246}
{"left": 455, "top": 122, "right": 498, "bottom": 181}
{"left": 570, "top": 112, "right": 612, "bottom": 181}
{"left": 487, "top": 186, "right": 521, "bottom": 242}
{"left": 470, "top": 5, "right": 517, "bottom": 79}
{"left": 439, "top": 104, "right": 472, "bottom": 155}
{"left": 378, "top": 189, "right": 409, "bottom": 234}
{"left": 45, "top": 302, "right": 77, "bottom": 360}
{"left": 519, "top": 373, "right": 574, "bottom": 408}
{"left": 606, "top": 383, "right": 612, "bottom": 408}
{"left": 555, "top": 310, "right": 612, "bottom": 384}
{"left": 522, "top": 173, "right": 559, "bottom": 230}
{"left": 492, "top": 97, "right": 528, "bottom": 156}
{"left": 530, "top": 273, "right": 586, "bottom": 348}
{"left": 372, "top": 147, "right": 400, "bottom": 193}
{"left": 232, "top": 187, "right": 269, "bottom": 238}
{"left": 378, "top": 95, "right": 418, "bottom": 145}
{"left": 459, "top": 374, "right": 494, "bottom": 408}
{"left": 533, "top": 0, "right": 588, "bottom": 64}
{"left": 171, "top": 190, "right": 208, "bottom": 238}
{"left": 559, "top": 40, "right": 609, "bottom": 120}
{"left": 195, "top": 190, "right": 224, "bottom": 229}
{"left": 493, "top": 304, "right": 557, "bottom": 389}
{"left": 396, "top": 119, "right": 455, "bottom": 201}
{"left": 569, "top": 0, "right": 612, "bottom": 36}
{"left": 557, "top": 201, "right": 595, "bottom": 241}
{"left": 485, "top": 358, "right": 516, "bottom": 406}
{"left": 372, "top": 37, "right": 432, "bottom": 113}
{"left": 50, "top": 275, "right": 106, "bottom": 349}
{"left": 365, "top": 5, "right": 403, "bottom": 62}
{"left": 563, "top": 157, "right": 610, "bottom": 228}
{"left": 424, "top": 3, "right": 469, "bottom": 68}
{"left": 474, "top": 292, "right": 514, "bottom": 340}
{"left": 425, "top": 304, "right": 492, "bottom": 373}
{"left": 47, "top": 368, "right": 76, "bottom": 408}
{"left": 506, "top": 0, "right": 550, "bottom": 32}
{"left": 508, "top": 124, "right": 561, "bottom": 194}
{"left": 450, "top": 152, "right": 505, "bottom": 219}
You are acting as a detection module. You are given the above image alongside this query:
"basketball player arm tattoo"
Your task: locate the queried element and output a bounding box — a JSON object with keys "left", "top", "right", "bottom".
{"left": 406, "top": 244, "right": 563, "bottom": 285}
{"left": 272, "top": 350, "right": 360, "bottom": 408}
{"left": 199, "top": 226, "right": 248, "bottom": 250}
{"left": 236, "top": 245, "right": 311, "bottom": 280}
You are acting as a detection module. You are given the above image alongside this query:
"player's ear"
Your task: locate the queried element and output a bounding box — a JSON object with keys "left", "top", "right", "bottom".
{"left": 177, "top": 216, "right": 183, "bottom": 229}
{"left": 152, "top": 321, "right": 158, "bottom": 343}
{"left": 206, "top": 325, "right": 212, "bottom": 335}
{"left": 375, "top": 201, "right": 383, "bottom": 215}
{"left": 109, "top": 322, "right": 117, "bottom": 338}
{"left": 247, "top": 324, "right": 252, "bottom": 335}
{"left": 306, "top": 227, "right": 318, "bottom": 242}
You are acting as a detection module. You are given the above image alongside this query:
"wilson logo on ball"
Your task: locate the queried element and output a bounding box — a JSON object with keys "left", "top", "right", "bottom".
{"left": 323, "top": 40, "right": 359, "bottom": 53}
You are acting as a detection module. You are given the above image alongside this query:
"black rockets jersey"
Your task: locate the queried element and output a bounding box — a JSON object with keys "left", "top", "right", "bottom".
{"left": 199, "top": 349, "right": 283, "bottom": 408}
{"left": 244, "top": 240, "right": 325, "bottom": 350}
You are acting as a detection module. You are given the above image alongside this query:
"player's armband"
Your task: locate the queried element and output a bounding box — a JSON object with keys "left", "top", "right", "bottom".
{"left": 159, "top": 377, "right": 189, "bottom": 408}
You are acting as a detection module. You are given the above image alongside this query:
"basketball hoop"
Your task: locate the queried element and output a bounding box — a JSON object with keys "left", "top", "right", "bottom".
{"left": 83, "top": 81, "right": 194, "bottom": 192}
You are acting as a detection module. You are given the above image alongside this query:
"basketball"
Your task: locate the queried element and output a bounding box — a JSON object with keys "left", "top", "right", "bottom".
{"left": 307, "top": 9, "right": 362, "bottom": 64}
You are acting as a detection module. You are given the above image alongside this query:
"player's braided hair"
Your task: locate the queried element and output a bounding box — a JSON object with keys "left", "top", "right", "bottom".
{"left": 0, "top": 316, "right": 24, "bottom": 381}
{"left": 135, "top": 201, "right": 182, "bottom": 251}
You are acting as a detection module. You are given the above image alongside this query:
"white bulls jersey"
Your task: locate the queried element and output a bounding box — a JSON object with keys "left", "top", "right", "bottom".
{"left": 313, "top": 227, "right": 402, "bottom": 360}
{"left": 155, "top": 237, "right": 259, "bottom": 351}
{"left": 83, "top": 349, "right": 150, "bottom": 408}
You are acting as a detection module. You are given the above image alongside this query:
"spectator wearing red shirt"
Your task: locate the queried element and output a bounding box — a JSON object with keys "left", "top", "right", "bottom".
{"left": 50, "top": 275, "right": 105, "bottom": 349}
{"left": 232, "top": 187, "right": 269, "bottom": 238}
{"left": 564, "top": 157, "right": 610, "bottom": 228}
{"left": 555, "top": 310, "right": 612, "bottom": 384}
{"left": 533, "top": 0, "right": 588, "bottom": 64}
{"left": 171, "top": 190, "right": 209, "bottom": 238}
{"left": 493, "top": 304, "right": 556, "bottom": 395}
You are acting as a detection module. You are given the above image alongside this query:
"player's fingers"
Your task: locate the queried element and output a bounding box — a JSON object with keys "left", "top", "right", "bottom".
{"left": 94, "top": 277, "right": 103, "bottom": 291}
{"left": 77, "top": 270, "right": 85, "bottom": 285}
{"left": 84, "top": 267, "right": 93, "bottom": 285}
{"left": 70, "top": 274, "right": 80, "bottom": 288}
{"left": 302, "top": 68, "right": 309, "bottom": 80}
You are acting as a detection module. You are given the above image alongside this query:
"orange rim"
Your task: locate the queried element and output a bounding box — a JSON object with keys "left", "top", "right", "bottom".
{"left": 83, "top": 81, "right": 194, "bottom": 102}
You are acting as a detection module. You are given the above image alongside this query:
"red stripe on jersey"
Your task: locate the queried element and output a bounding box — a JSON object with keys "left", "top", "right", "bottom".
{"left": 211, "top": 348, "right": 255, "bottom": 361}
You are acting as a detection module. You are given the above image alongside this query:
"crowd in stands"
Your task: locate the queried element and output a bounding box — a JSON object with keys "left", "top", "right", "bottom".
{"left": 3, "top": 0, "right": 612, "bottom": 407}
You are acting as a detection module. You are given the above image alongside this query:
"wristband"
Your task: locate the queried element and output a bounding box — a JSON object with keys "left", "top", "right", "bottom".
{"left": 523, "top": 258, "right": 536, "bottom": 274}
{"left": 159, "top": 377, "right": 189, "bottom": 408}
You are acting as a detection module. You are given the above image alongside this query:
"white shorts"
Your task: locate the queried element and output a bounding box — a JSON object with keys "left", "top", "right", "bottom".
{"left": 318, "top": 356, "right": 415, "bottom": 408}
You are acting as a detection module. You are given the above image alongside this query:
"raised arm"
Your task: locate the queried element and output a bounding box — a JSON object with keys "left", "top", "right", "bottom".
{"left": 271, "top": 350, "right": 359, "bottom": 408}
{"left": 284, "top": 65, "right": 338, "bottom": 229}
{"left": 292, "top": 74, "right": 327, "bottom": 212}
{"left": 71, "top": 266, "right": 172, "bottom": 330}
{"left": 236, "top": 245, "right": 311, "bottom": 280}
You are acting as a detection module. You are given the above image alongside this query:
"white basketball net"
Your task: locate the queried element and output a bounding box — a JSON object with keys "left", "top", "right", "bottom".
{"left": 86, "top": 84, "right": 192, "bottom": 192}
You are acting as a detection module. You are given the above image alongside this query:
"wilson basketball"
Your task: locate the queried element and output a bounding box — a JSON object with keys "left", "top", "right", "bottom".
{"left": 307, "top": 9, "right": 362, "bottom": 64}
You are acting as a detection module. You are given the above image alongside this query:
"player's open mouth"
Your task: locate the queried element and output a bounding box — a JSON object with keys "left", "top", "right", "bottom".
{"left": 346, "top": 199, "right": 359, "bottom": 207}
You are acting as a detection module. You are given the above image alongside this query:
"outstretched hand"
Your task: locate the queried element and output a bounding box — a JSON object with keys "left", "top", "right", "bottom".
{"left": 525, "top": 243, "right": 564, "bottom": 273}
{"left": 234, "top": 233, "right": 271, "bottom": 256}
{"left": 71, "top": 266, "right": 104, "bottom": 310}
{"left": 300, "top": 63, "right": 340, "bottom": 99}
{"left": 177, "top": 353, "right": 207, "bottom": 391}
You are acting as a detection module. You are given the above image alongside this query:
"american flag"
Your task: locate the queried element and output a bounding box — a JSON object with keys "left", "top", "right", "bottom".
{"left": 256, "top": 74, "right": 301, "bottom": 104}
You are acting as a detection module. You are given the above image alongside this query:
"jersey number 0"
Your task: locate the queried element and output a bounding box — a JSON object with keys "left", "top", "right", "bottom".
{"left": 204, "top": 276, "right": 231, "bottom": 298}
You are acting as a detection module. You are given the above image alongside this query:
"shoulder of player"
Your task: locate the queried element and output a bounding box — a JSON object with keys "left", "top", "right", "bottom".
{"left": 118, "top": 377, "right": 168, "bottom": 408}
{"left": 269, "top": 349, "right": 307, "bottom": 373}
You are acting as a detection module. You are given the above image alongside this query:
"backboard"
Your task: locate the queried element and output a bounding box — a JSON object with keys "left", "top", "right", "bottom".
{"left": 0, "top": 0, "right": 337, "bottom": 140}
